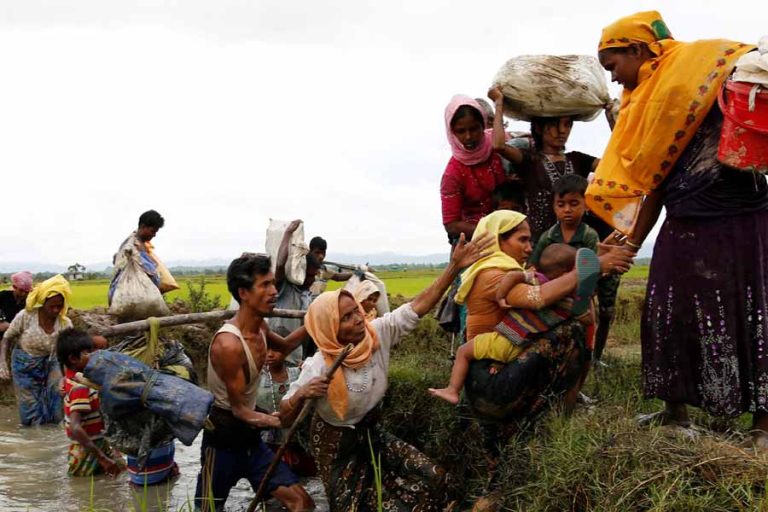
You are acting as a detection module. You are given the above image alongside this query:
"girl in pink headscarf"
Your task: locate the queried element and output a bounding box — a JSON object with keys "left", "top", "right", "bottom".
{"left": 440, "top": 95, "right": 510, "bottom": 245}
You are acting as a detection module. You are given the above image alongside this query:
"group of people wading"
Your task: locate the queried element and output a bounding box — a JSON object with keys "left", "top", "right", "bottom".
{"left": 1, "top": 10, "right": 767, "bottom": 512}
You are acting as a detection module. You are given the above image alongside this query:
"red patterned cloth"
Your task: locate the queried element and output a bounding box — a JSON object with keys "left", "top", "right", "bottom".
{"left": 64, "top": 368, "right": 104, "bottom": 440}
{"left": 440, "top": 154, "right": 506, "bottom": 226}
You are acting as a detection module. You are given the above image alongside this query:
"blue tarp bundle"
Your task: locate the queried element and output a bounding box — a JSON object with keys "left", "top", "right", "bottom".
{"left": 84, "top": 351, "right": 213, "bottom": 447}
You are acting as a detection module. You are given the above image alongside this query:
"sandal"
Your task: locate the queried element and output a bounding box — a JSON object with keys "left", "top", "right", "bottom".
{"left": 572, "top": 248, "right": 601, "bottom": 316}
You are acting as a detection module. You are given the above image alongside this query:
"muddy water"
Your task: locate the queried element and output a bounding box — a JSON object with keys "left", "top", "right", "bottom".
{"left": 0, "top": 405, "right": 328, "bottom": 512}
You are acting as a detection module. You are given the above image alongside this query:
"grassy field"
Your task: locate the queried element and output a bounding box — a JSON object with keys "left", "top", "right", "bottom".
{"left": 5, "top": 264, "right": 768, "bottom": 511}
{"left": 53, "top": 266, "right": 650, "bottom": 310}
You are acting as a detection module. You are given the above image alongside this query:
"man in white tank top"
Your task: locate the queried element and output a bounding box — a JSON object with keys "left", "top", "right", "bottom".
{"left": 195, "top": 253, "right": 318, "bottom": 511}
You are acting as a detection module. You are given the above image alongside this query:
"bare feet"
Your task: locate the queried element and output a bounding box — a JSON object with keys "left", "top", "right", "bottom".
{"left": 636, "top": 402, "right": 691, "bottom": 427}
{"left": 472, "top": 494, "right": 501, "bottom": 512}
{"left": 428, "top": 387, "right": 460, "bottom": 405}
{"left": 740, "top": 430, "right": 768, "bottom": 452}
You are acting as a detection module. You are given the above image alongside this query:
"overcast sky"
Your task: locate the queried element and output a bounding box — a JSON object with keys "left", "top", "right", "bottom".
{"left": 0, "top": 0, "right": 764, "bottom": 267}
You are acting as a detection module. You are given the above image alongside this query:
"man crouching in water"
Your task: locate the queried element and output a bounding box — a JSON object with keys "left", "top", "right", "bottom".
{"left": 195, "top": 253, "right": 317, "bottom": 511}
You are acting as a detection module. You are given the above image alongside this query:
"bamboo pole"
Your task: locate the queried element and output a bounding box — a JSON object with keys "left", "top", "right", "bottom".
{"left": 322, "top": 260, "right": 360, "bottom": 271}
{"left": 247, "top": 344, "right": 354, "bottom": 512}
{"left": 92, "top": 308, "right": 305, "bottom": 337}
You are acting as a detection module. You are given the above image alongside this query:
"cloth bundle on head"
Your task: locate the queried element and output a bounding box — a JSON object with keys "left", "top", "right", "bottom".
{"left": 304, "top": 290, "right": 380, "bottom": 421}
{"left": 455, "top": 210, "right": 526, "bottom": 305}
{"left": 445, "top": 95, "right": 494, "bottom": 166}
{"left": 587, "top": 11, "right": 753, "bottom": 235}
{"left": 25, "top": 274, "right": 72, "bottom": 319}
{"left": 11, "top": 271, "right": 33, "bottom": 293}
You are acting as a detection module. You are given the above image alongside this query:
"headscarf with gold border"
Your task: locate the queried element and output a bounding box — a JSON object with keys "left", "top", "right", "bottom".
{"left": 586, "top": 11, "right": 753, "bottom": 235}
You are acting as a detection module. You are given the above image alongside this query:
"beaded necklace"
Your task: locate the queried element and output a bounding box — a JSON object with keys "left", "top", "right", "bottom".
{"left": 541, "top": 153, "right": 574, "bottom": 185}
{"left": 346, "top": 364, "right": 370, "bottom": 393}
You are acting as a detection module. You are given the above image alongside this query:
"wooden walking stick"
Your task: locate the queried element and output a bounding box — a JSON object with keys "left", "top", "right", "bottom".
{"left": 247, "top": 343, "right": 354, "bottom": 512}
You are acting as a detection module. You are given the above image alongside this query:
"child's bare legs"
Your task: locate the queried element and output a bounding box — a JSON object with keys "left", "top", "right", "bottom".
{"left": 429, "top": 340, "right": 476, "bottom": 405}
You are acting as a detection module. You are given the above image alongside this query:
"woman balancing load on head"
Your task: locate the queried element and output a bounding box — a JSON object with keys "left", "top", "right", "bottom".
{"left": 587, "top": 11, "right": 768, "bottom": 446}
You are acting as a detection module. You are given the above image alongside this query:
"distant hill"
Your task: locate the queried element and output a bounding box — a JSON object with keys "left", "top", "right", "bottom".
{"left": 0, "top": 252, "right": 449, "bottom": 274}
{"left": 0, "top": 249, "right": 653, "bottom": 276}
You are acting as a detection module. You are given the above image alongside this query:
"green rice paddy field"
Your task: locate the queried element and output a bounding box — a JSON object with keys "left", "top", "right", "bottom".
{"left": 60, "top": 265, "right": 649, "bottom": 310}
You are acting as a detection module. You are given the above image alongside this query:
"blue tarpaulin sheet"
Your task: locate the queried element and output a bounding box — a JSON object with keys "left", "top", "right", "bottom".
{"left": 84, "top": 351, "right": 213, "bottom": 446}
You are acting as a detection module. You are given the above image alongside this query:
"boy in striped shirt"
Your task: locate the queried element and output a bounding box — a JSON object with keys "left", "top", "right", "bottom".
{"left": 57, "top": 328, "right": 124, "bottom": 477}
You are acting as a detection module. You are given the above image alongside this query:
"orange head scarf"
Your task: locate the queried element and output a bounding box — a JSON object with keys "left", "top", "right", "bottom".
{"left": 304, "top": 289, "right": 380, "bottom": 421}
{"left": 587, "top": 11, "right": 753, "bottom": 235}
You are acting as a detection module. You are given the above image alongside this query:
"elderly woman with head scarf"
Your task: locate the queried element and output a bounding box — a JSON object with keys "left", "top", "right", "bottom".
{"left": 587, "top": 11, "right": 768, "bottom": 446}
{"left": 279, "top": 233, "right": 493, "bottom": 512}
{"left": 0, "top": 275, "right": 73, "bottom": 425}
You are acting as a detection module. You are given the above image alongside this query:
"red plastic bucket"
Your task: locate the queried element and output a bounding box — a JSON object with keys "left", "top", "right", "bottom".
{"left": 717, "top": 79, "right": 768, "bottom": 173}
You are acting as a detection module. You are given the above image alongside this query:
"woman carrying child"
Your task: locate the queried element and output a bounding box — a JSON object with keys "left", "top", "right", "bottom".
{"left": 488, "top": 86, "right": 622, "bottom": 365}
{"left": 448, "top": 211, "right": 632, "bottom": 460}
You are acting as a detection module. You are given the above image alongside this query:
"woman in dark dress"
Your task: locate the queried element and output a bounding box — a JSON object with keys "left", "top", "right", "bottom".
{"left": 587, "top": 11, "right": 767, "bottom": 445}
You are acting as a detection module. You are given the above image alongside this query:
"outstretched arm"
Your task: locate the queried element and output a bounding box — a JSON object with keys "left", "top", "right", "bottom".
{"left": 266, "top": 324, "right": 308, "bottom": 356}
{"left": 410, "top": 232, "right": 494, "bottom": 317}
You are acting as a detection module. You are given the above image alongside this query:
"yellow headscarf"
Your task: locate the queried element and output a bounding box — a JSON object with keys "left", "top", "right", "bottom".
{"left": 455, "top": 210, "right": 526, "bottom": 305}
{"left": 304, "top": 289, "right": 380, "bottom": 421}
{"left": 25, "top": 274, "right": 72, "bottom": 319}
{"left": 586, "top": 11, "right": 753, "bottom": 235}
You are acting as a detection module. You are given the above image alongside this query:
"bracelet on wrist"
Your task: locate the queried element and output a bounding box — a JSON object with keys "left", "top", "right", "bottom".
{"left": 625, "top": 240, "right": 641, "bottom": 250}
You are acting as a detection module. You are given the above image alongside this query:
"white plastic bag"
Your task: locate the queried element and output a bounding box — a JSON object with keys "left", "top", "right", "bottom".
{"left": 109, "top": 246, "right": 170, "bottom": 320}
{"left": 493, "top": 54, "right": 611, "bottom": 121}
{"left": 265, "top": 219, "right": 309, "bottom": 286}
{"left": 344, "top": 272, "right": 389, "bottom": 317}
{"left": 733, "top": 36, "right": 768, "bottom": 86}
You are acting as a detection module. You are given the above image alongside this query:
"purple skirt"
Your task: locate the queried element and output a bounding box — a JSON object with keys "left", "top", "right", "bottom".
{"left": 642, "top": 211, "right": 768, "bottom": 416}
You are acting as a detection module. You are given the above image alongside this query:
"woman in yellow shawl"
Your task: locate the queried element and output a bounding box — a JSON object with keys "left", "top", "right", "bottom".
{"left": 444, "top": 211, "right": 629, "bottom": 468}
{"left": 590, "top": 11, "right": 768, "bottom": 447}
{"left": 0, "top": 275, "right": 73, "bottom": 425}
{"left": 279, "top": 232, "right": 493, "bottom": 512}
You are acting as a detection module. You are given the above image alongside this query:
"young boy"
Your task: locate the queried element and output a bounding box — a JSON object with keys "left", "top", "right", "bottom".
{"left": 429, "top": 244, "right": 599, "bottom": 405}
{"left": 529, "top": 174, "right": 622, "bottom": 404}
{"left": 57, "top": 328, "right": 124, "bottom": 477}
{"left": 529, "top": 174, "right": 621, "bottom": 358}
{"left": 529, "top": 175, "right": 599, "bottom": 266}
